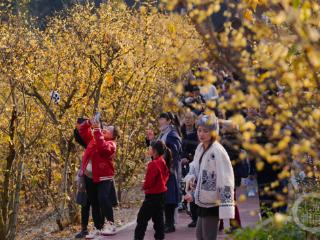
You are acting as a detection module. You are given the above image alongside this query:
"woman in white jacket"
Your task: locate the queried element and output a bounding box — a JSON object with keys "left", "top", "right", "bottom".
{"left": 184, "top": 115, "right": 235, "bottom": 240}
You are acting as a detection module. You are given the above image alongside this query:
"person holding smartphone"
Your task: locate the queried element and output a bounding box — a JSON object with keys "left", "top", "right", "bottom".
{"left": 74, "top": 117, "right": 95, "bottom": 239}
{"left": 78, "top": 112, "right": 120, "bottom": 239}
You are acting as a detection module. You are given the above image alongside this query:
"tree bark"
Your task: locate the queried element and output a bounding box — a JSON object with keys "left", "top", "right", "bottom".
{"left": 0, "top": 82, "right": 17, "bottom": 240}
{"left": 8, "top": 157, "right": 24, "bottom": 240}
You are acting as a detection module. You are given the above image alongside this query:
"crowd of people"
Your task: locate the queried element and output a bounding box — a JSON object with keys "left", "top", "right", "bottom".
{"left": 73, "top": 67, "right": 289, "bottom": 240}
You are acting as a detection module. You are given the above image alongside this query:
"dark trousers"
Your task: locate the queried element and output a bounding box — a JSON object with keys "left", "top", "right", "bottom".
{"left": 190, "top": 201, "right": 198, "bottom": 222}
{"left": 134, "top": 193, "right": 165, "bottom": 240}
{"left": 85, "top": 176, "right": 114, "bottom": 229}
{"left": 81, "top": 200, "right": 91, "bottom": 231}
{"left": 165, "top": 204, "right": 176, "bottom": 226}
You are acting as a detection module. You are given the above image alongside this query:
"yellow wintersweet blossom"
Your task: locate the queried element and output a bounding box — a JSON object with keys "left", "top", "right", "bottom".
{"left": 244, "top": 9, "right": 254, "bottom": 22}
{"left": 274, "top": 213, "right": 288, "bottom": 227}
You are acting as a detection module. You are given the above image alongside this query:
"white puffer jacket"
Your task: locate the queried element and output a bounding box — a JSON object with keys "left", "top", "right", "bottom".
{"left": 185, "top": 141, "right": 235, "bottom": 219}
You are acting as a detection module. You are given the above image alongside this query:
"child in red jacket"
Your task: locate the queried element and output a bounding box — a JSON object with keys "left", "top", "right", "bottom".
{"left": 78, "top": 115, "right": 120, "bottom": 239}
{"left": 134, "top": 140, "right": 171, "bottom": 240}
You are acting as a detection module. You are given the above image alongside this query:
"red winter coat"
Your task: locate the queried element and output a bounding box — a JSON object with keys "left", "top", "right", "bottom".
{"left": 79, "top": 120, "right": 116, "bottom": 183}
{"left": 143, "top": 156, "right": 169, "bottom": 195}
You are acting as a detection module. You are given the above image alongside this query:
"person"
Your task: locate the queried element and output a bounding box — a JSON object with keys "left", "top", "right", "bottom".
{"left": 254, "top": 124, "right": 288, "bottom": 218}
{"left": 146, "top": 112, "right": 182, "bottom": 233}
{"left": 78, "top": 115, "right": 120, "bottom": 239}
{"left": 219, "top": 123, "right": 249, "bottom": 231}
{"left": 179, "top": 84, "right": 206, "bottom": 116}
{"left": 244, "top": 108, "right": 259, "bottom": 198}
{"left": 74, "top": 118, "right": 93, "bottom": 239}
{"left": 193, "top": 66, "right": 219, "bottom": 103}
{"left": 134, "top": 140, "right": 171, "bottom": 240}
{"left": 184, "top": 115, "right": 235, "bottom": 240}
{"left": 181, "top": 112, "right": 199, "bottom": 177}
{"left": 200, "top": 84, "right": 219, "bottom": 103}
{"left": 180, "top": 112, "right": 199, "bottom": 227}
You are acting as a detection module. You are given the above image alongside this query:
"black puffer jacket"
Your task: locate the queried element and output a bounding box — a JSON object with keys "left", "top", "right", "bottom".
{"left": 221, "top": 132, "right": 248, "bottom": 187}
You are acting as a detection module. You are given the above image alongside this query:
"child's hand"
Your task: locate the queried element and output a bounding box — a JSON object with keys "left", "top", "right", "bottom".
{"left": 92, "top": 121, "right": 100, "bottom": 129}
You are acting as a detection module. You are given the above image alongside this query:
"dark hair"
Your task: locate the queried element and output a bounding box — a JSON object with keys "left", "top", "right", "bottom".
{"left": 74, "top": 128, "right": 87, "bottom": 149}
{"left": 184, "top": 83, "right": 199, "bottom": 93}
{"left": 159, "top": 112, "right": 171, "bottom": 121}
{"left": 171, "top": 113, "right": 182, "bottom": 137}
{"left": 112, "top": 126, "right": 120, "bottom": 140}
{"left": 164, "top": 148, "right": 173, "bottom": 170}
{"left": 150, "top": 140, "right": 172, "bottom": 169}
{"left": 159, "top": 112, "right": 182, "bottom": 137}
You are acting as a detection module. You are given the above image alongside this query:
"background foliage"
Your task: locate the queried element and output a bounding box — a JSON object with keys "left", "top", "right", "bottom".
{"left": 0, "top": 0, "right": 320, "bottom": 239}
{"left": 0, "top": 2, "right": 202, "bottom": 239}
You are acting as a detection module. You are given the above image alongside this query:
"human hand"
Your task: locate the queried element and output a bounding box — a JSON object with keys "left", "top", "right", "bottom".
{"left": 186, "top": 177, "right": 196, "bottom": 192}
{"left": 91, "top": 121, "right": 100, "bottom": 129}
{"left": 189, "top": 178, "right": 196, "bottom": 191}
{"left": 184, "top": 193, "right": 193, "bottom": 203}
{"left": 91, "top": 112, "right": 101, "bottom": 128}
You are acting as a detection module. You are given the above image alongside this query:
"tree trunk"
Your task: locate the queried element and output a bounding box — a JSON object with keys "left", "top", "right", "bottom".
{"left": 56, "top": 135, "right": 76, "bottom": 230}
{"left": 0, "top": 84, "right": 17, "bottom": 240}
{"left": 56, "top": 137, "right": 71, "bottom": 230}
{"left": 93, "top": 75, "right": 104, "bottom": 113}
{"left": 117, "top": 180, "right": 122, "bottom": 204}
{"left": 8, "top": 157, "right": 24, "bottom": 240}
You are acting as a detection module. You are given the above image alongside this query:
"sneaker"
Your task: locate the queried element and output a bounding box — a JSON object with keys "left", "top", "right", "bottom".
{"left": 178, "top": 202, "right": 185, "bottom": 212}
{"left": 75, "top": 230, "right": 88, "bottom": 238}
{"left": 248, "top": 190, "right": 256, "bottom": 197}
{"left": 101, "top": 221, "right": 116, "bottom": 236}
{"left": 85, "top": 228, "right": 100, "bottom": 239}
{"left": 225, "top": 226, "right": 240, "bottom": 234}
{"left": 188, "top": 221, "right": 197, "bottom": 228}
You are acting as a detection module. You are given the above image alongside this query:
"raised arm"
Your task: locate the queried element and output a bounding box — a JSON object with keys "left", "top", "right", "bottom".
{"left": 78, "top": 120, "right": 93, "bottom": 145}
{"left": 93, "top": 129, "right": 116, "bottom": 156}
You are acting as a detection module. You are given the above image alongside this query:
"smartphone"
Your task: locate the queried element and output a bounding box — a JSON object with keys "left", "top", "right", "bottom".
{"left": 93, "top": 112, "right": 101, "bottom": 124}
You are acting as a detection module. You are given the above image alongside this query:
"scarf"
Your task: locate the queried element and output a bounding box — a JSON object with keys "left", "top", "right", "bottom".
{"left": 158, "top": 125, "right": 173, "bottom": 142}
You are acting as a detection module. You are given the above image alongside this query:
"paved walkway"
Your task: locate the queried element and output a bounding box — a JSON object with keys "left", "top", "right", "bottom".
{"left": 96, "top": 186, "right": 260, "bottom": 240}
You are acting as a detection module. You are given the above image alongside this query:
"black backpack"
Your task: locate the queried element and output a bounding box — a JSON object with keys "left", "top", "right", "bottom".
{"left": 234, "top": 150, "right": 250, "bottom": 179}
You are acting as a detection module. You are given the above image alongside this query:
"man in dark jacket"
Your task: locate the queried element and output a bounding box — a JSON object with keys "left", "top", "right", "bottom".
{"left": 254, "top": 124, "right": 288, "bottom": 218}
{"left": 220, "top": 124, "right": 247, "bottom": 230}
{"left": 179, "top": 83, "right": 206, "bottom": 116}
{"left": 180, "top": 112, "right": 199, "bottom": 227}
{"left": 181, "top": 112, "right": 199, "bottom": 177}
